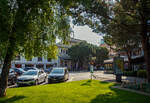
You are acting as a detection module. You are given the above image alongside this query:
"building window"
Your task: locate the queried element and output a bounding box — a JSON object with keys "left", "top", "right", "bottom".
{"left": 47, "top": 58, "right": 51, "bottom": 62}
{"left": 38, "top": 57, "right": 42, "bottom": 61}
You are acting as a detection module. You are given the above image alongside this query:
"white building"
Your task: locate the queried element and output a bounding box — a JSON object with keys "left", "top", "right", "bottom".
{"left": 0, "top": 38, "right": 83, "bottom": 70}
{"left": 11, "top": 56, "right": 58, "bottom": 69}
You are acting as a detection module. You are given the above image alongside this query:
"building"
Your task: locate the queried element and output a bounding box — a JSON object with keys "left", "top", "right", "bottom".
{"left": 104, "top": 46, "right": 145, "bottom": 71}
{"left": 0, "top": 38, "right": 83, "bottom": 70}
{"left": 99, "top": 38, "right": 117, "bottom": 58}
{"left": 11, "top": 56, "right": 57, "bottom": 69}
{"left": 56, "top": 38, "right": 83, "bottom": 70}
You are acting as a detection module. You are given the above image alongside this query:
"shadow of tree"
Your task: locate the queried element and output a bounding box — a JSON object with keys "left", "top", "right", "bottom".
{"left": 0, "top": 95, "right": 26, "bottom": 103}
{"left": 90, "top": 86, "right": 150, "bottom": 103}
{"left": 99, "top": 81, "right": 110, "bottom": 84}
{"left": 81, "top": 80, "right": 92, "bottom": 86}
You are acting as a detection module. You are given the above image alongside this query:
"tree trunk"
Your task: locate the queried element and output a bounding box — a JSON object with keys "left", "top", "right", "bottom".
{"left": 0, "top": 39, "right": 15, "bottom": 97}
{"left": 141, "top": 19, "right": 150, "bottom": 82}
{"left": 126, "top": 51, "right": 132, "bottom": 71}
{"left": 142, "top": 35, "right": 150, "bottom": 82}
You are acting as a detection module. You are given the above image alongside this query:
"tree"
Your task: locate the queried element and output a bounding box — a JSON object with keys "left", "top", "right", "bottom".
{"left": 94, "top": 47, "right": 109, "bottom": 66}
{"left": 67, "top": 41, "right": 91, "bottom": 70}
{"left": 67, "top": 41, "right": 108, "bottom": 70}
{"left": 0, "top": 0, "right": 71, "bottom": 97}
{"left": 103, "top": 11, "right": 141, "bottom": 70}
{"left": 62, "top": 0, "right": 150, "bottom": 82}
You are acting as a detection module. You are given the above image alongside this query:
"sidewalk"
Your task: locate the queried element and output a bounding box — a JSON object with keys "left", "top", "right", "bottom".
{"left": 94, "top": 71, "right": 147, "bottom": 84}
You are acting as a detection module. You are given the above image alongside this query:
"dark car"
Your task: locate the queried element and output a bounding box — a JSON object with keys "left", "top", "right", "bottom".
{"left": 23, "top": 67, "right": 38, "bottom": 71}
{"left": 0, "top": 69, "right": 17, "bottom": 85}
{"left": 48, "top": 67, "right": 69, "bottom": 83}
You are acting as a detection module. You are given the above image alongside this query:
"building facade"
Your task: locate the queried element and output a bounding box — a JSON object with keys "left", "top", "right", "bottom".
{"left": 56, "top": 38, "right": 83, "bottom": 70}
{"left": 11, "top": 56, "right": 57, "bottom": 69}
{"left": 0, "top": 38, "right": 83, "bottom": 70}
{"left": 99, "top": 38, "right": 117, "bottom": 58}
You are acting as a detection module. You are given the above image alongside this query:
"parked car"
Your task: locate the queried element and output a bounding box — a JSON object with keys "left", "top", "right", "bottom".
{"left": 11, "top": 68, "right": 25, "bottom": 76}
{"left": 0, "top": 69, "right": 17, "bottom": 85}
{"left": 17, "top": 70, "right": 47, "bottom": 86}
{"left": 23, "top": 67, "right": 38, "bottom": 71}
{"left": 48, "top": 67, "right": 69, "bottom": 83}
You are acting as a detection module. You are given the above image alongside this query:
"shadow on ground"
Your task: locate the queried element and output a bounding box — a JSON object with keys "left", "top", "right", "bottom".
{"left": 0, "top": 95, "right": 26, "bottom": 103}
{"left": 90, "top": 85, "right": 149, "bottom": 103}
{"left": 81, "top": 80, "right": 92, "bottom": 86}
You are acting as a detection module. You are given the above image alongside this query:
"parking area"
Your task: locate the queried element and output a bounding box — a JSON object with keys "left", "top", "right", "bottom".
{"left": 8, "top": 70, "right": 116, "bottom": 88}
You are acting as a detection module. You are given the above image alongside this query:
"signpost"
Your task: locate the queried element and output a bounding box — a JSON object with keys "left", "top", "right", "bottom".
{"left": 113, "top": 57, "right": 124, "bottom": 82}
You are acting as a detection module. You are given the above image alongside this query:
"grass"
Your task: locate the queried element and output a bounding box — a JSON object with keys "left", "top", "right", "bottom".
{"left": 0, "top": 80, "right": 149, "bottom": 103}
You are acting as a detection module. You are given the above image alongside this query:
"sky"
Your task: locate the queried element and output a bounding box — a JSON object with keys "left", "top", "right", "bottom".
{"left": 72, "top": 25, "right": 103, "bottom": 46}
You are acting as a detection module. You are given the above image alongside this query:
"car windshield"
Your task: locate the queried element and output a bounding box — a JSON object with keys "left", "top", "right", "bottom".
{"left": 23, "top": 71, "right": 38, "bottom": 75}
{"left": 16, "top": 68, "right": 24, "bottom": 72}
{"left": 51, "top": 69, "right": 64, "bottom": 74}
{"left": 19, "top": 69, "right": 25, "bottom": 72}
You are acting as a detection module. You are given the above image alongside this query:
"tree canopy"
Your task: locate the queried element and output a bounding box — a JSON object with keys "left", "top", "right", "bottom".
{"left": 62, "top": 0, "right": 150, "bottom": 82}
{"left": 0, "top": 0, "right": 71, "bottom": 97}
{"left": 0, "top": 0, "right": 71, "bottom": 61}
{"left": 67, "top": 41, "right": 109, "bottom": 68}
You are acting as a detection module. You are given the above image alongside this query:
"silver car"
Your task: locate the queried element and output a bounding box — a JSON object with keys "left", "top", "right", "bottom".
{"left": 17, "top": 70, "right": 47, "bottom": 86}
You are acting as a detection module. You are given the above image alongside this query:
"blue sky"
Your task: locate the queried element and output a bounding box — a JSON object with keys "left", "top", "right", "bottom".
{"left": 72, "top": 25, "right": 103, "bottom": 46}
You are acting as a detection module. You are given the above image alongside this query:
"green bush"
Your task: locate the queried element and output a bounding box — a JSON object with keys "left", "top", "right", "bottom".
{"left": 137, "top": 70, "right": 147, "bottom": 78}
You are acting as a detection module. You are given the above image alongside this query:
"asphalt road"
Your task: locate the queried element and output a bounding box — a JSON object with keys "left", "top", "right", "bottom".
{"left": 9, "top": 71, "right": 144, "bottom": 88}
{"left": 67, "top": 71, "right": 116, "bottom": 82}
{"left": 8, "top": 71, "right": 110, "bottom": 88}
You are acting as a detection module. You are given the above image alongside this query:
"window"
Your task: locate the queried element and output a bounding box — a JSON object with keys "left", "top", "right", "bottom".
{"left": 38, "top": 57, "right": 42, "bottom": 61}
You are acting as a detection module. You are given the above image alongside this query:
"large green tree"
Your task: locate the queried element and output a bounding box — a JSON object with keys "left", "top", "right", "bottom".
{"left": 0, "top": 0, "right": 71, "bottom": 97}
{"left": 103, "top": 11, "right": 141, "bottom": 70}
{"left": 67, "top": 41, "right": 108, "bottom": 69}
{"left": 62, "top": 0, "right": 150, "bottom": 82}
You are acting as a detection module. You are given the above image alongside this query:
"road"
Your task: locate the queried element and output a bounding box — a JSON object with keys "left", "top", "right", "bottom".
{"left": 68, "top": 71, "right": 116, "bottom": 82}
{"left": 8, "top": 71, "right": 114, "bottom": 88}
{"left": 8, "top": 70, "right": 146, "bottom": 88}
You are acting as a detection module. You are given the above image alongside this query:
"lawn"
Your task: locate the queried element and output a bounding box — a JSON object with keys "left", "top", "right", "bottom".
{"left": 0, "top": 80, "right": 149, "bottom": 103}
